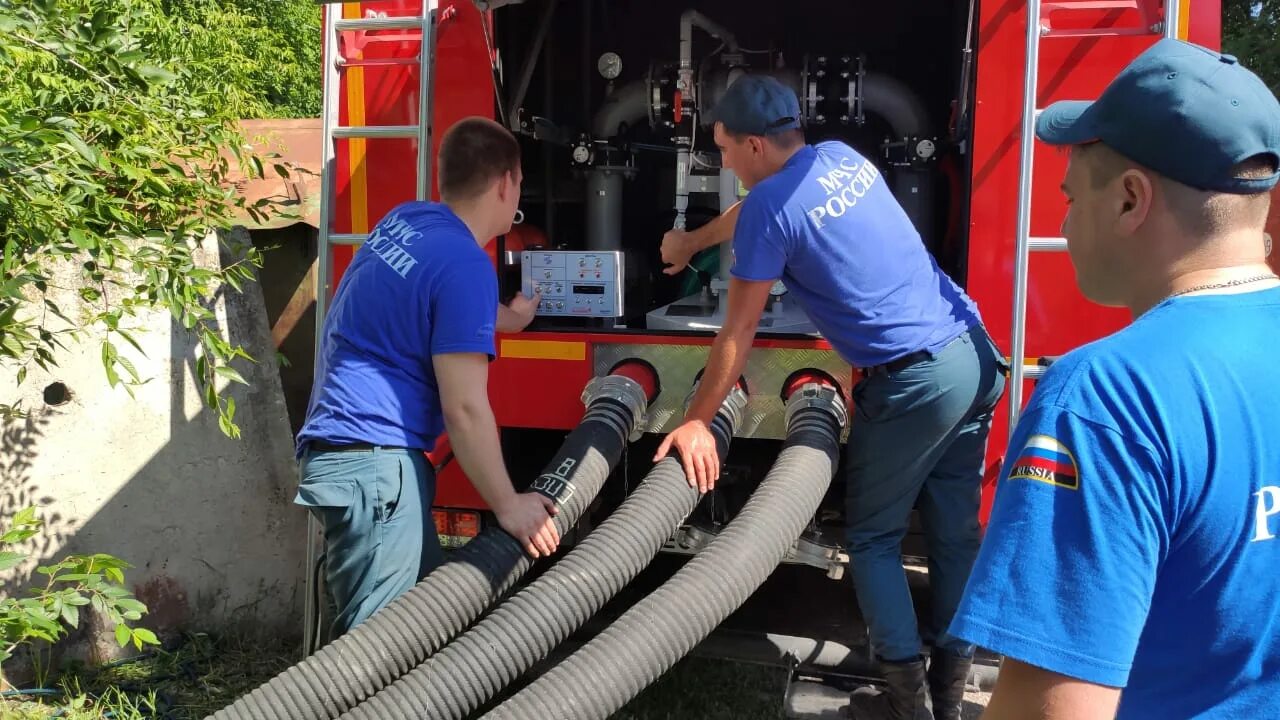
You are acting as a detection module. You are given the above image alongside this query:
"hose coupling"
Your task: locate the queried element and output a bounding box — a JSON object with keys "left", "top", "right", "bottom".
{"left": 783, "top": 374, "right": 849, "bottom": 431}
{"left": 582, "top": 367, "right": 654, "bottom": 442}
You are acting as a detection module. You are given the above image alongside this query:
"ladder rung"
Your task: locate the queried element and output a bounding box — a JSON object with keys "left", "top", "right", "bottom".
{"left": 329, "top": 233, "right": 368, "bottom": 245}
{"left": 332, "top": 125, "right": 420, "bottom": 139}
{"left": 1029, "top": 236, "right": 1068, "bottom": 251}
{"left": 336, "top": 56, "right": 422, "bottom": 69}
{"left": 1022, "top": 364, "right": 1049, "bottom": 380}
{"left": 335, "top": 17, "right": 425, "bottom": 32}
{"left": 1040, "top": 0, "right": 1163, "bottom": 38}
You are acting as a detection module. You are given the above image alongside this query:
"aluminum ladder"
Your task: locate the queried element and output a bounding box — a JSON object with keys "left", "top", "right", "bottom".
{"left": 305, "top": 0, "right": 438, "bottom": 657}
{"left": 1007, "top": 0, "right": 1179, "bottom": 438}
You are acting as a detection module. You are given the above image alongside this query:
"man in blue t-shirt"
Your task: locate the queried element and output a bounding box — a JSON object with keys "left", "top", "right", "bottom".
{"left": 295, "top": 117, "right": 560, "bottom": 638}
{"left": 949, "top": 40, "right": 1280, "bottom": 719}
{"left": 653, "top": 75, "right": 1006, "bottom": 719}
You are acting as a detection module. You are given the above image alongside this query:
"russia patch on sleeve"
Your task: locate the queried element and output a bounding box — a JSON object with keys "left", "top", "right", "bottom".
{"left": 1008, "top": 434, "right": 1080, "bottom": 490}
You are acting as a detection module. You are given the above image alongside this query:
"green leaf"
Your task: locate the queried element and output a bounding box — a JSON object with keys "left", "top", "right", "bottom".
{"left": 105, "top": 566, "right": 126, "bottom": 585}
{"left": 115, "top": 598, "right": 146, "bottom": 614}
{"left": 64, "top": 132, "right": 98, "bottom": 165}
{"left": 214, "top": 365, "right": 247, "bottom": 385}
{"left": 132, "top": 627, "right": 159, "bottom": 646}
{"left": 0, "top": 551, "right": 26, "bottom": 572}
{"left": 115, "top": 623, "right": 130, "bottom": 648}
{"left": 61, "top": 603, "right": 79, "bottom": 629}
{"left": 102, "top": 341, "right": 120, "bottom": 387}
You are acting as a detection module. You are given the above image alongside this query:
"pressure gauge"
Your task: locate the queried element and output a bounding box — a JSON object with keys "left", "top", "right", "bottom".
{"left": 572, "top": 144, "right": 592, "bottom": 164}
{"left": 597, "top": 52, "right": 623, "bottom": 80}
{"left": 915, "top": 138, "right": 937, "bottom": 160}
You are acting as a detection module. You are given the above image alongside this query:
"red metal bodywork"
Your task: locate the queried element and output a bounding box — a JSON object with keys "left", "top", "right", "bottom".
{"left": 321, "top": 1, "right": 1221, "bottom": 518}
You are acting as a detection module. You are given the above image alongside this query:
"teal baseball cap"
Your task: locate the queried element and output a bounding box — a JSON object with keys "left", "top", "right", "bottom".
{"left": 1036, "top": 38, "right": 1280, "bottom": 193}
{"left": 705, "top": 74, "right": 803, "bottom": 136}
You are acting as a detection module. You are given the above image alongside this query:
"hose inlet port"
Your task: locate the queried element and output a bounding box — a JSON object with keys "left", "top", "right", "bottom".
{"left": 782, "top": 370, "right": 849, "bottom": 433}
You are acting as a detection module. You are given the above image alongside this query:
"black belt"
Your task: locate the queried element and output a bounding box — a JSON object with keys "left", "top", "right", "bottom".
{"left": 309, "top": 441, "right": 412, "bottom": 453}
{"left": 863, "top": 350, "right": 932, "bottom": 377}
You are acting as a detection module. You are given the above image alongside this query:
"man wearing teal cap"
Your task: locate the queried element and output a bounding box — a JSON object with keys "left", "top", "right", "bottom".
{"left": 949, "top": 39, "right": 1280, "bottom": 720}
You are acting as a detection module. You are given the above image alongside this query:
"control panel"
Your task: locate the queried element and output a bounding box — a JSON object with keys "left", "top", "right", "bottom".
{"left": 521, "top": 250, "right": 625, "bottom": 317}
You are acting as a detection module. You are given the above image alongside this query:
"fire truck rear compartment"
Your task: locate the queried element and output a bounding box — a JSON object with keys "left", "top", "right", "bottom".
{"left": 493, "top": 0, "right": 974, "bottom": 579}
{"left": 496, "top": 0, "right": 974, "bottom": 313}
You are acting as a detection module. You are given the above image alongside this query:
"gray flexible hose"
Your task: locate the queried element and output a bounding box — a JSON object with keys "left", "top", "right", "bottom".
{"left": 483, "top": 381, "right": 846, "bottom": 720}
{"left": 340, "top": 387, "right": 749, "bottom": 720}
{"left": 208, "top": 372, "right": 653, "bottom": 720}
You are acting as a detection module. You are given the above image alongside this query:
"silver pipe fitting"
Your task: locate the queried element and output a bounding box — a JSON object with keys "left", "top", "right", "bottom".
{"left": 784, "top": 382, "right": 848, "bottom": 432}
{"left": 582, "top": 374, "right": 651, "bottom": 442}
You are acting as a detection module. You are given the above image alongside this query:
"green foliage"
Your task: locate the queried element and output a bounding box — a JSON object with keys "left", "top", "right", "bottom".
{"left": 0, "top": 508, "right": 159, "bottom": 690}
{"left": 0, "top": 0, "right": 300, "bottom": 437}
{"left": 143, "top": 0, "right": 321, "bottom": 119}
{"left": 1224, "top": 1, "right": 1280, "bottom": 92}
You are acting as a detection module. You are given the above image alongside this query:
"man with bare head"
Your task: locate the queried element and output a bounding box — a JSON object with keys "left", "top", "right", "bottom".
{"left": 296, "top": 117, "right": 559, "bottom": 639}
{"left": 950, "top": 39, "right": 1280, "bottom": 719}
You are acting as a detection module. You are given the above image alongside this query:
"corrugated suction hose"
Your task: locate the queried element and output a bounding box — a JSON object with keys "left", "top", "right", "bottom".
{"left": 207, "top": 363, "right": 658, "bottom": 720}
{"left": 340, "top": 382, "right": 750, "bottom": 720}
{"left": 483, "top": 375, "right": 847, "bottom": 720}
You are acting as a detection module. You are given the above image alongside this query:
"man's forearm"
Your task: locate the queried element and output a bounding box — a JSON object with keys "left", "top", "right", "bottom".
{"left": 496, "top": 304, "right": 522, "bottom": 333}
{"left": 443, "top": 400, "right": 518, "bottom": 511}
{"left": 684, "top": 325, "right": 752, "bottom": 425}
{"left": 692, "top": 200, "right": 742, "bottom": 251}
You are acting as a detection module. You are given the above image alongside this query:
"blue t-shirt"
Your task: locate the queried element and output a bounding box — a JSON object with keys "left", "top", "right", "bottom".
{"left": 296, "top": 201, "right": 497, "bottom": 455}
{"left": 729, "top": 140, "right": 980, "bottom": 367}
{"left": 950, "top": 287, "right": 1280, "bottom": 718}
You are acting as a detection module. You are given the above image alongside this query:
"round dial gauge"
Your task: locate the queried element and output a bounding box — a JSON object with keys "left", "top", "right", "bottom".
{"left": 597, "top": 52, "right": 623, "bottom": 80}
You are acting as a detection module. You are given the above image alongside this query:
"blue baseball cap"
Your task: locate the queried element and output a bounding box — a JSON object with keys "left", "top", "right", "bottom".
{"left": 1036, "top": 38, "right": 1280, "bottom": 194}
{"left": 705, "top": 74, "right": 803, "bottom": 136}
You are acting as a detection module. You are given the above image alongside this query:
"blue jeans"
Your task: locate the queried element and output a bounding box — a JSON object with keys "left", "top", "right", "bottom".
{"left": 845, "top": 325, "right": 1007, "bottom": 662}
{"left": 295, "top": 446, "right": 442, "bottom": 637}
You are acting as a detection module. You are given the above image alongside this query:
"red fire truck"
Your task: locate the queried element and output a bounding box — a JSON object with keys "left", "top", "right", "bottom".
{"left": 307, "top": 0, "right": 1219, "bottom": 702}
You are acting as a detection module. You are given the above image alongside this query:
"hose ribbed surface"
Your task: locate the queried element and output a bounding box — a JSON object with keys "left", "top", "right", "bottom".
{"left": 483, "top": 405, "right": 843, "bottom": 720}
{"left": 340, "top": 405, "right": 740, "bottom": 720}
{"left": 208, "top": 399, "right": 635, "bottom": 720}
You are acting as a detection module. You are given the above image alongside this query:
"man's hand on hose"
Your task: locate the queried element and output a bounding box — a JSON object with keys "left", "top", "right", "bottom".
{"left": 654, "top": 419, "right": 720, "bottom": 493}
{"left": 495, "top": 491, "right": 560, "bottom": 558}
{"left": 660, "top": 228, "right": 697, "bottom": 275}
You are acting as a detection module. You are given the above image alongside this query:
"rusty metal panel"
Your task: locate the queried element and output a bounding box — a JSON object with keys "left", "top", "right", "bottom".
{"left": 594, "top": 343, "right": 851, "bottom": 440}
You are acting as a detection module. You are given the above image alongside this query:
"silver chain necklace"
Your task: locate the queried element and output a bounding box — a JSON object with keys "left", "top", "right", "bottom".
{"left": 1168, "top": 274, "right": 1280, "bottom": 299}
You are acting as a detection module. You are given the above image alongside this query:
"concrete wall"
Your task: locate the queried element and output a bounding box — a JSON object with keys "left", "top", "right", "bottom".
{"left": 0, "top": 229, "right": 307, "bottom": 661}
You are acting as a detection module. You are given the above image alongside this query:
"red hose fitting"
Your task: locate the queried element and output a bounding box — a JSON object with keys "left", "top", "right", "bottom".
{"left": 607, "top": 359, "right": 661, "bottom": 404}
{"left": 781, "top": 368, "right": 842, "bottom": 402}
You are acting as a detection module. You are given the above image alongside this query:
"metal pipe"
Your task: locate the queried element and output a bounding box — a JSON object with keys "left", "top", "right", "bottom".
{"left": 416, "top": 1, "right": 435, "bottom": 202}
{"left": 586, "top": 169, "right": 624, "bottom": 251}
{"left": 305, "top": 1, "right": 343, "bottom": 660}
{"left": 718, "top": 168, "right": 738, "bottom": 280}
{"left": 1008, "top": 0, "right": 1042, "bottom": 439}
{"left": 590, "top": 79, "right": 649, "bottom": 138}
{"left": 581, "top": 0, "right": 591, "bottom": 124}
{"left": 861, "top": 72, "right": 933, "bottom": 236}
{"left": 1164, "top": 0, "right": 1180, "bottom": 38}
{"left": 543, "top": 34, "right": 555, "bottom": 241}
{"left": 674, "top": 10, "right": 737, "bottom": 231}
{"left": 505, "top": 0, "right": 558, "bottom": 128}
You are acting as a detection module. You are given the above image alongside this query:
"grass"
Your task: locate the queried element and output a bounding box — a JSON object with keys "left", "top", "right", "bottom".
{"left": 0, "top": 633, "right": 791, "bottom": 720}
{"left": 0, "top": 632, "right": 296, "bottom": 720}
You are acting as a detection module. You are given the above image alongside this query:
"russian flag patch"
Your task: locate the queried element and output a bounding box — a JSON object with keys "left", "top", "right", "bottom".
{"left": 1008, "top": 434, "right": 1080, "bottom": 490}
